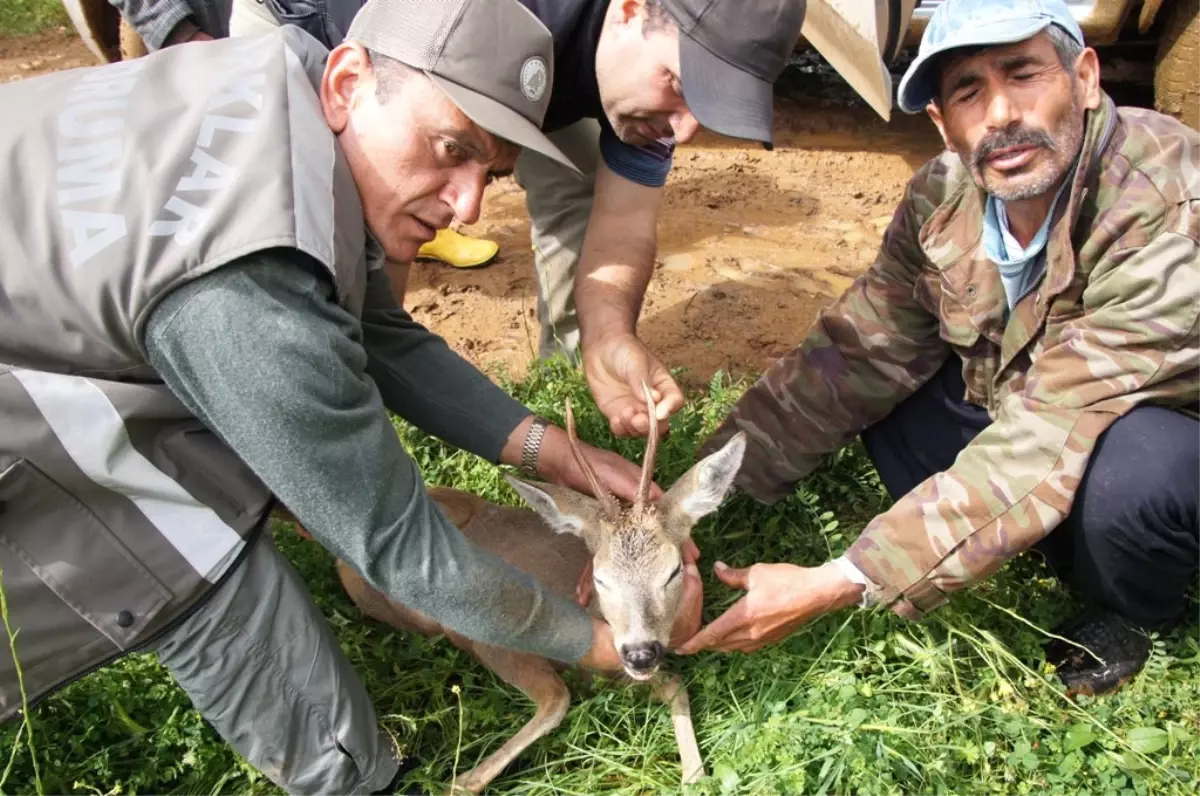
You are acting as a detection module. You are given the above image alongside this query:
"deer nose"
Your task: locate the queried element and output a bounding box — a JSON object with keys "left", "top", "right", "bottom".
{"left": 620, "top": 641, "right": 664, "bottom": 672}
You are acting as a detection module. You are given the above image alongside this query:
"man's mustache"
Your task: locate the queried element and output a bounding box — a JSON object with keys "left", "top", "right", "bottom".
{"left": 974, "top": 126, "right": 1056, "bottom": 168}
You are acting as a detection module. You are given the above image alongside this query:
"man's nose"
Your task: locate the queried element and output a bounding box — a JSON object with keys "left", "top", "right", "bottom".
{"left": 670, "top": 110, "right": 700, "bottom": 144}
{"left": 621, "top": 641, "right": 664, "bottom": 671}
{"left": 984, "top": 89, "right": 1019, "bottom": 131}
{"left": 444, "top": 171, "right": 486, "bottom": 225}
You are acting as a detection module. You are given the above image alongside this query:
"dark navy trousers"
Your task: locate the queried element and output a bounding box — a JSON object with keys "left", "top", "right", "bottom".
{"left": 862, "top": 359, "right": 1199, "bottom": 629}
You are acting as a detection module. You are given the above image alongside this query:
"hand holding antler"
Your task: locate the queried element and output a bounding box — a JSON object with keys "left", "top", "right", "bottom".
{"left": 503, "top": 413, "right": 665, "bottom": 506}
{"left": 583, "top": 332, "right": 685, "bottom": 438}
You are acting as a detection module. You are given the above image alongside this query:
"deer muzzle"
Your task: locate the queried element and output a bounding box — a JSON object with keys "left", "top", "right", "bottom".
{"left": 620, "top": 641, "right": 665, "bottom": 679}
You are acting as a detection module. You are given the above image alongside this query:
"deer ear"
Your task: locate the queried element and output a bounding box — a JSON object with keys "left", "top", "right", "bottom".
{"left": 504, "top": 475, "right": 604, "bottom": 545}
{"left": 661, "top": 432, "right": 746, "bottom": 528}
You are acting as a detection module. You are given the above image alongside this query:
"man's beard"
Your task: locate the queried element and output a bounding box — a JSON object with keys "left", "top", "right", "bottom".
{"left": 968, "top": 90, "right": 1084, "bottom": 201}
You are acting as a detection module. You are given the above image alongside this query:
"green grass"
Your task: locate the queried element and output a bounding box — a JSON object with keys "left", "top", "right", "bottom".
{"left": 1, "top": 359, "right": 1196, "bottom": 795}
{"left": 0, "top": 0, "right": 68, "bottom": 37}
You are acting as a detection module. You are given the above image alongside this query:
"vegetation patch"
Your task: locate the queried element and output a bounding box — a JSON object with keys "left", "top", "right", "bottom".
{"left": 1, "top": 359, "right": 1196, "bottom": 795}
{"left": 0, "top": 0, "right": 68, "bottom": 38}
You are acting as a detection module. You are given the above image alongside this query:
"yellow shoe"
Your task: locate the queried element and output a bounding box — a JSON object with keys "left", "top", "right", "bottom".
{"left": 416, "top": 228, "right": 499, "bottom": 268}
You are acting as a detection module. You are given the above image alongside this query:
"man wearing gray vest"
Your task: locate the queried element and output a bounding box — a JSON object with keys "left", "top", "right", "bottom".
{"left": 0, "top": 1, "right": 688, "bottom": 792}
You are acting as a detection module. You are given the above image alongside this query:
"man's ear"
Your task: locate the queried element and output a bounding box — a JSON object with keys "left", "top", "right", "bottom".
{"left": 504, "top": 475, "right": 604, "bottom": 549}
{"left": 1074, "top": 47, "right": 1102, "bottom": 111}
{"left": 926, "top": 99, "right": 954, "bottom": 153}
{"left": 659, "top": 432, "right": 746, "bottom": 539}
{"left": 320, "top": 41, "right": 370, "bottom": 133}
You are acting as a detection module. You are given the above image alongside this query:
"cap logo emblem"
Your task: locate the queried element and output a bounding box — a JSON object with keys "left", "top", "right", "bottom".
{"left": 520, "top": 56, "right": 547, "bottom": 102}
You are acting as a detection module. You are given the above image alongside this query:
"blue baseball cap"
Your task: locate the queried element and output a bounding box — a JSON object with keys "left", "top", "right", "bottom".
{"left": 896, "top": 0, "right": 1085, "bottom": 114}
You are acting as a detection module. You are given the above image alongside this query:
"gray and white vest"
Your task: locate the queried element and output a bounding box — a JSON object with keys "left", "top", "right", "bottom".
{"left": 0, "top": 27, "right": 366, "bottom": 719}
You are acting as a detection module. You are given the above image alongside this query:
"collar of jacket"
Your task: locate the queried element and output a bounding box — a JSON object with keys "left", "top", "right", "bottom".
{"left": 916, "top": 95, "right": 1120, "bottom": 349}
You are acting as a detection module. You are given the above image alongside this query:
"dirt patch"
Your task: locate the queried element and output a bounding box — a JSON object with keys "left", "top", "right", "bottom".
{"left": 409, "top": 98, "right": 944, "bottom": 386}
{"left": 0, "top": 26, "right": 97, "bottom": 82}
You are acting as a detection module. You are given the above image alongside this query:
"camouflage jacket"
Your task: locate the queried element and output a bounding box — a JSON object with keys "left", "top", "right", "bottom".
{"left": 703, "top": 96, "right": 1199, "bottom": 617}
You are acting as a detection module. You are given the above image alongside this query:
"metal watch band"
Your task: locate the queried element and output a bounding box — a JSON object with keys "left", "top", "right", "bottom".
{"left": 521, "top": 416, "right": 550, "bottom": 475}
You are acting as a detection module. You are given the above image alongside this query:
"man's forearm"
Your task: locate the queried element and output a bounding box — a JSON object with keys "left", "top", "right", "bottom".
{"left": 360, "top": 268, "right": 531, "bottom": 463}
{"left": 142, "top": 253, "right": 594, "bottom": 663}
{"left": 575, "top": 165, "right": 662, "bottom": 345}
{"left": 575, "top": 244, "right": 655, "bottom": 344}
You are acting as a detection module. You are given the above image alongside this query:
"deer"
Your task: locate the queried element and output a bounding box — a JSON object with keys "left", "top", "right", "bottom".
{"left": 331, "top": 386, "right": 747, "bottom": 794}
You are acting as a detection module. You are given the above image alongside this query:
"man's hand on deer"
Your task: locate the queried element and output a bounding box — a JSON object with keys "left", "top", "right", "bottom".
{"left": 543, "top": 422, "right": 661, "bottom": 502}
{"left": 577, "top": 619, "right": 625, "bottom": 673}
{"left": 668, "top": 559, "right": 704, "bottom": 650}
{"left": 501, "top": 415, "right": 657, "bottom": 503}
{"left": 583, "top": 332, "right": 685, "bottom": 438}
{"left": 676, "top": 561, "right": 865, "bottom": 654}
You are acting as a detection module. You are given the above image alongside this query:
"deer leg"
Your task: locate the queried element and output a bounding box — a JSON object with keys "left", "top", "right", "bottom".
{"left": 651, "top": 674, "right": 705, "bottom": 785}
{"left": 448, "top": 647, "right": 571, "bottom": 796}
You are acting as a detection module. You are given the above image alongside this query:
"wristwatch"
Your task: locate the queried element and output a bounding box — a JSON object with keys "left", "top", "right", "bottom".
{"left": 521, "top": 416, "right": 550, "bottom": 476}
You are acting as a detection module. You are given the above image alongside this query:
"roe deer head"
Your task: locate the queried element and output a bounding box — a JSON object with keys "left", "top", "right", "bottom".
{"left": 506, "top": 385, "right": 746, "bottom": 680}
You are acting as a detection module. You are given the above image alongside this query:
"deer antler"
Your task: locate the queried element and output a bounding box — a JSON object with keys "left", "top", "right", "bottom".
{"left": 634, "top": 381, "right": 660, "bottom": 515}
{"left": 565, "top": 397, "right": 620, "bottom": 518}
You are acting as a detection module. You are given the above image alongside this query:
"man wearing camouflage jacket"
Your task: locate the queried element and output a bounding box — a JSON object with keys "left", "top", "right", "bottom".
{"left": 680, "top": 0, "right": 1198, "bottom": 695}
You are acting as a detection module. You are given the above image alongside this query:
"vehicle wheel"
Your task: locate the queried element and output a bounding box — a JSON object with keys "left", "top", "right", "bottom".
{"left": 60, "top": 0, "right": 120, "bottom": 64}
{"left": 1155, "top": 0, "right": 1199, "bottom": 130}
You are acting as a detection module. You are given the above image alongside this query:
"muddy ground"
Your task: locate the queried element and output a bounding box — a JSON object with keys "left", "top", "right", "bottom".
{"left": 416, "top": 105, "right": 941, "bottom": 386}
{"left": 0, "top": 27, "right": 1154, "bottom": 389}
{"left": 0, "top": 26, "right": 96, "bottom": 80}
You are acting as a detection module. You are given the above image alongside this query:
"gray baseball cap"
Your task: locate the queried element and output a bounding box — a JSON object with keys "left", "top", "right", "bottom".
{"left": 897, "top": 0, "right": 1085, "bottom": 113}
{"left": 662, "top": 0, "right": 809, "bottom": 149}
{"left": 346, "top": 0, "right": 579, "bottom": 174}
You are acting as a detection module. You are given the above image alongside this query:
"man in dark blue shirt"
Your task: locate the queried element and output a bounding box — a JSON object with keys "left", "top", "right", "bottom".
{"left": 105, "top": 0, "right": 812, "bottom": 437}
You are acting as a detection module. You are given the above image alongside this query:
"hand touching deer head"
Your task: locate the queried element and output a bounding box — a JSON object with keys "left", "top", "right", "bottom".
{"left": 507, "top": 385, "right": 746, "bottom": 680}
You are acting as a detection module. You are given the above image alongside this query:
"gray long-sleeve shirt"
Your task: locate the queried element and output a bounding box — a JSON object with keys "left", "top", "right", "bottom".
{"left": 142, "top": 251, "right": 595, "bottom": 663}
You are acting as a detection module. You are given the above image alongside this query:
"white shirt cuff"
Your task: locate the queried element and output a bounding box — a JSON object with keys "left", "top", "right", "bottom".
{"left": 832, "top": 555, "right": 877, "bottom": 608}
